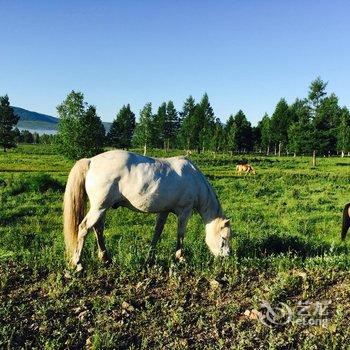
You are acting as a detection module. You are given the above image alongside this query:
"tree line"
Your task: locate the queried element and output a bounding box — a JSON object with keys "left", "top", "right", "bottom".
{"left": 1, "top": 77, "right": 349, "bottom": 158}
{"left": 12, "top": 128, "right": 55, "bottom": 144}
{"left": 0, "top": 95, "right": 56, "bottom": 151}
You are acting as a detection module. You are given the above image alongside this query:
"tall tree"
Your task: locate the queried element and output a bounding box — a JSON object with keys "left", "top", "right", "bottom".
{"left": 107, "top": 104, "right": 135, "bottom": 149}
{"left": 153, "top": 102, "right": 167, "bottom": 148}
{"left": 306, "top": 77, "right": 344, "bottom": 155}
{"left": 198, "top": 93, "right": 215, "bottom": 152}
{"left": 211, "top": 118, "right": 224, "bottom": 152}
{"left": 288, "top": 98, "right": 313, "bottom": 155}
{"left": 313, "top": 93, "right": 341, "bottom": 154}
{"left": 13, "top": 127, "right": 21, "bottom": 143}
{"left": 225, "top": 110, "right": 252, "bottom": 153}
{"left": 270, "top": 98, "right": 291, "bottom": 155}
{"left": 57, "top": 91, "right": 105, "bottom": 159}
{"left": 235, "top": 110, "right": 252, "bottom": 152}
{"left": 178, "top": 96, "right": 197, "bottom": 150}
{"left": 225, "top": 115, "right": 237, "bottom": 153}
{"left": 258, "top": 113, "right": 271, "bottom": 155}
{"left": 337, "top": 107, "right": 350, "bottom": 156}
{"left": 164, "top": 101, "right": 179, "bottom": 150}
{"left": 132, "top": 103, "right": 154, "bottom": 154}
{"left": 79, "top": 105, "right": 105, "bottom": 156}
{"left": 308, "top": 77, "right": 328, "bottom": 110}
{"left": 0, "top": 95, "right": 19, "bottom": 152}
{"left": 288, "top": 120, "right": 313, "bottom": 156}
{"left": 252, "top": 126, "right": 262, "bottom": 152}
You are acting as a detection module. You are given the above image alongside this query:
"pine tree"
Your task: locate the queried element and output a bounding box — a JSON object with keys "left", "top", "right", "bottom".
{"left": 13, "top": 127, "right": 21, "bottom": 144}
{"left": 270, "top": 98, "right": 291, "bottom": 155}
{"left": 225, "top": 115, "right": 237, "bottom": 153}
{"left": 287, "top": 99, "right": 313, "bottom": 155}
{"left": 234, "top": 110, "right": 252, "bottom": 152}
{"left": 153, "top": 102, "right": 167, "bottom": 149}
{"left": 132, "top": 103, "right": 154, "bottom": 154}
{"left": 313, "top": 93, "right": 341, "bottom": 154}
{"left": 306, "top": 77, "right": 343, "bottom": 155}
{"left": 225, "top": 110, "right": 252, "bottom": 153}
{"left": 153, "top": 101, "right": 179, "bottom": 150}
{"left": 288, "top": 121, "right": 313, "bottom": 156}
{"left": 0, "top": 95, "right": 19, "bottom": 152}
{"left": 259, "top": 114, "right": 271, "bottom": 155}
{"left": 178, "top": 96, "right": 197, "bottom": 150}
{"left": 337, "top": 107, "right": 350, "bottom": 156}
{"left": 56, "top": 91, "right": 105, "bottom": 159}
{"left": 78, "top": 105, "right": 105, "bottom": 157}
{"left": 198, "top": 93, "right": 215, "bottom": 152}
{"left": 308, "top": 77, "right": 328, "bottom": 110}
{"left": 252, "top": 126, "right": 262, "bottom": 152}
{"left": 164, "top": 101, "right": 179, "bottom": 151}
{"left": 211, "top": 118, "right": 224, "bottom": 152}
{"left": 108, "top": 104, "right": 135, "bottom": 149}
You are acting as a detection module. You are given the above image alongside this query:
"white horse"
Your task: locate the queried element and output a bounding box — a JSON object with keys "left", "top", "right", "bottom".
{"left": 64, "top": 150, "right": 231, "bottom": 271}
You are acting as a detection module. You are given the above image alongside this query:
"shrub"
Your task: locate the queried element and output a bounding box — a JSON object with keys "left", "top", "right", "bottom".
{"left": 5, "top": 174, "right": 64, "bottom": 195}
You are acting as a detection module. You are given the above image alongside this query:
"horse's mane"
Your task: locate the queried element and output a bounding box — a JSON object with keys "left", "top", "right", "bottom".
{"left": 186, "top": 159, "right": 223, "bottom": 218}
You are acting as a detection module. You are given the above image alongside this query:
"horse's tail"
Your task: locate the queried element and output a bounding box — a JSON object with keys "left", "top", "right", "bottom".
{"left": 63, "top": 158, "right": 90, "bottom": 260}
{"left": 341, "top": 203, "right": 350, "bottom": 240}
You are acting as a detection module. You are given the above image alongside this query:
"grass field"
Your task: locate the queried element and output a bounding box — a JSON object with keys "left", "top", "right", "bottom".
{"left": 1, "top": 145, "right": 350, "bottom": 349}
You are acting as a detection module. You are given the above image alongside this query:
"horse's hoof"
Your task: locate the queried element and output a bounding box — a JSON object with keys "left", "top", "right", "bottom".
{"left": 99, "top": 251, "right": 111, "bottom": 266}
{"left": 102, "top": 258, "right": 111, "bottom": 267}
{"left": 76, "top": 263, "right": 84, "bottom": 272}
{"left": 177, "top": 257, "right": 186, "bottom": 263}
{"left": 102, "top": 255, "right": 111, "bottom": 265}
{"left": 175, "top": 249, "right": 186, "bottom": 263}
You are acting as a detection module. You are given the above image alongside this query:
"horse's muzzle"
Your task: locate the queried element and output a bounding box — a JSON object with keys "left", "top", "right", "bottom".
{"left": 219, "top": 247, "right": 230, "bottom": 257}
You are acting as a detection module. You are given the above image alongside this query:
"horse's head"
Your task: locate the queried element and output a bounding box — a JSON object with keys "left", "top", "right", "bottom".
{"left": 205, "top": 217, "right": 231, "bottom": 257}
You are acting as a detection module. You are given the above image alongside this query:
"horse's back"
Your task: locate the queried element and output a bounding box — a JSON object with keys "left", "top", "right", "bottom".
{"left": 89, "top": 150, "right": 147, "bottom": 171}
{"left": 85, "top": 151, "right": 200, "bottom": 212}
{"left": 118, "top": 156, "right": 198, "bottom": 212}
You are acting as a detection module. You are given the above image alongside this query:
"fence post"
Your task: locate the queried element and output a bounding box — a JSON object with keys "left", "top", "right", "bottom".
{"left": 312, "top": 150, "right": 316, "bottom": 167}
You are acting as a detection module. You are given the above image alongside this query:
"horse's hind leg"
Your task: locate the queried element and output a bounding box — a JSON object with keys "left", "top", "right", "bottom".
{"left": 73, "top": 208, "right": 106, "bottom": 271}
{"left": 93, "top": 216, "right": 110, "bottom": 265}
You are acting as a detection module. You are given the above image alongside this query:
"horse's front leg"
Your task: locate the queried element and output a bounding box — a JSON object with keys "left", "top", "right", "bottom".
{"left": 147, "top": 212, "right": 169, "bottom": 263}
{"left": 175, "top": 208, "right": 192, "bottom": 262}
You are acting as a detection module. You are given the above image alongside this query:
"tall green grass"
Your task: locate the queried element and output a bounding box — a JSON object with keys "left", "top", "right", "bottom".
{"left": 1, "top": 145, "right": 350, "bottom": 348}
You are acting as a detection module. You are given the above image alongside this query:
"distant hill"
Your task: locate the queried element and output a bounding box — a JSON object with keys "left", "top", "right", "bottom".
{"left": 14, "top": 107, "right": 59, "bottom": 131}
{"left": 13, "top": 106, "right": 112, "bottom": 133}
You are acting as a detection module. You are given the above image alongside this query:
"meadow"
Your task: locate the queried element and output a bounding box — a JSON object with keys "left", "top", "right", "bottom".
{"left": 1, "top": 145, "right": 350, "bottom": 349}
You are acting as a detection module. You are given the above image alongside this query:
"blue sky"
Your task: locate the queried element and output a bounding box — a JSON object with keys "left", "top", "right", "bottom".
{"left": 1, "top": 0, "right": 350, "bottom": 125}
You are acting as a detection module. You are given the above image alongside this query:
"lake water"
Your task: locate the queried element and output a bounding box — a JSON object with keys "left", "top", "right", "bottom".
{"left": 18, "top": 128, "right": 57, "bottom": 135}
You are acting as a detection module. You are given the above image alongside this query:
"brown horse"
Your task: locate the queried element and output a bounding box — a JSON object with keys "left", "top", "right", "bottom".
{"left": 341, "top": 203, "right": 350, "bottom": 240}
{"left": 236, "top": 163, "right": 256, "bottom": 175}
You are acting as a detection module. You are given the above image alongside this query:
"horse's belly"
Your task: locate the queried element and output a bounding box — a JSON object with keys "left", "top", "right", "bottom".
{"left": 122, "top": 190, "right": 175, "bottom": 213}
{"left": 117, "top": 164, "right": 195, "bottom": 213}
{"left": 119, "top": 179, "right": 188, "bottom": 213}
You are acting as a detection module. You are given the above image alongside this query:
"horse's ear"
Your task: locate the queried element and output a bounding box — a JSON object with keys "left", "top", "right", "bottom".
{"left": 222, "top": 218, "right": 230, "bottom": 227}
